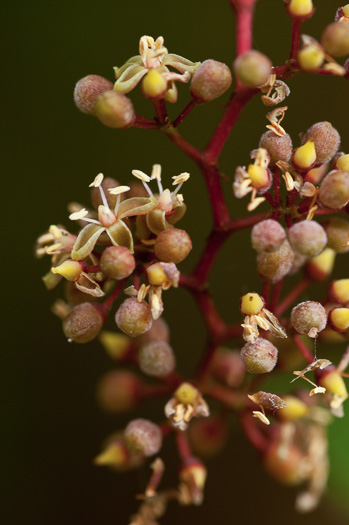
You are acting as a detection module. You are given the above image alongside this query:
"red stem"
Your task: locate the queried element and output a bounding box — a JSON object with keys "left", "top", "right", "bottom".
{"left": 193, "top": 230, "right": 230, "bottom": 287}
{"left": 153, "top": 99, "right": 168, "bottom": 125}
{"left": 102, "top": 278, "right": 127, "bottom": 312}
{"left": 290, "top": 19, "right": 302, "bottom": 60}
{"left": 293, "top": 334, "right": 314, "bottom": 364}
{"left": 176, "top": 431, "right": 192, "bottom": 462}
{"left": 275, "top": 277, "right": 311, "bottom": 317}
{"left": 173, "top": 99, "right": 197, "bottom": 128}
{"left": 134, "top": 115, "right": 158, "bottom": 129}
{"left": 240, "top": 411, "right": 268, "bottom": 454}
{"left": 204, "top": 88, "right": 257, "bottom": 164}
{"left": 230, "top": 0, "right": 257, "bottom": 56}
{"left": 270, "top": 280, "right": 283, "bottom": 312}
{"left": 164, "top": 127, "right": 202, "bottom": 164}
{"left": 200, "top": 164, "right": 231, "bottom": 228}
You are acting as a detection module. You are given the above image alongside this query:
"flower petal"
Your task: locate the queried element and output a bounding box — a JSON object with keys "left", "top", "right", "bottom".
{"left": 167, "top": 203, "right": 187, "bottom": 225}
{"left": 106, "top": 220, "right": 134, "bottom": 253}
{"left": 162, "top": 54, "right": 201, "bottom": 75}
{"left": 114, "top": 56, "right": 143, "bottom": 78}
{"left": 117, "top": 197, "right": 158, "bottom": 219}
{"left": 71, "top": 224, "right": 105, "bottom": 261}
{"left": 146, "top": 209, "right": 171, "bottom": 235}
{"left": 114, "top": 64, "right": 147, "bottom": 94}
{"left": 75, "top": 273, "right": 105, "bottom": 297}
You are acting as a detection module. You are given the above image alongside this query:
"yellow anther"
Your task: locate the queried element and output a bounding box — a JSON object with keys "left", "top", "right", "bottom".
{"left": 151, "top": 164, "right": 162, "bottom": 180}
{"left": 172, "top": 172, "right": 190, "bottom": 185}
{"left": 293, "top": 141, "right": 316, "bottom": 169}
{"left": 51, "top": 260, "right": 82, "bottom": 281}
{"left": 49, "top": 225, "right": 62, "bottom": 239}
{"left": 240, "top": 292, "right": 264, "bottom": 316}
{"left": 132, "top": 169, "right": 151, "bottom": 182}
{"left": 69, "top": 208, "right": 89, "bottom": 221}
{"left": 108, "top": 185, "right": 130, "bottom": 195}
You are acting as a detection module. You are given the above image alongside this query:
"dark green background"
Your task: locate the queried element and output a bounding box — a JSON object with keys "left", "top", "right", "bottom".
{"left": 4, "top": 1, "right": 349, "bottom": 523}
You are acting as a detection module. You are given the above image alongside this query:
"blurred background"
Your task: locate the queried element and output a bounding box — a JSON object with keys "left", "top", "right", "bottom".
{"left": 3, "top": 0, "right": 349, "bottom": 523}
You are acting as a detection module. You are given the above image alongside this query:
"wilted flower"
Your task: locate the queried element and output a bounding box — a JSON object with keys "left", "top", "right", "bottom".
{"left": 165, "top": 383, "right": 209, "bottom": 431}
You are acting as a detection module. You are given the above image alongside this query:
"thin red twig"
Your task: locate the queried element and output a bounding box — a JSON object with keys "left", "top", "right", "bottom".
{"left": 275, "top": 277, "right": 311, "bottom": 317}
{"left": 173, "top": 99, "right": 197, "bottom": 128}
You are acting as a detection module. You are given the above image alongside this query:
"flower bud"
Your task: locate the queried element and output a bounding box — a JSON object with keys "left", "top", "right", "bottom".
{"left": 94, "top": 439, "right": 130, "bottom": 469}
{"left": 142, "top": 70, "right": 168, "bottom": 99}
{"left": 292, "top": 141, "right": 316, "bottom": 170}
{"left": 95, "top": 90, "right": 135, "bottom": 128}
{"left": 319, "top": 170, "right": 349, "bottom": 209}
{"left": 138, "top": 341, "right": 176, "bottom": 377}
{"left": 297, "top": 45, "right": 324, "bottom": 71}
{"left": 115, "top": 297, "right": 152, "bottom": 337}
{"left": 324, "top": 217, "right": 349, "bottom": 253}
{"left": 285, "top": 0, "right": 314, "bottom": 19}
{"left": 278, "top": 395, "right": 309, "bottom": 421}
{"left": 306, "top": 247, "right": 336, "bottom": 282}
{"left": 124, "top": 418, "right": 162, "bottom": 457}
{"left": 302, "top": 122, "right": 340, "bottom": 164}
{"left": 97, "top": 370, "right": 143, "bottom": 413}
{"left": 291, "top": 301, "right": 327, "bottom": 338}
{"left": 100, "top": 246, "right": 135, "bottom": 279}
{"left": 264, "top": 443, "right": 305, "bottom": 485}
{"left": 240, "top": 338, "right": 278, "bottom": 374}
{"left": 190, "top": 59, "right": 232, "bottom": 103}
{"left": 134, "top": 317, "right": 170, "bottom": 348}
{"left": 74, "top": 75, "right": 113, "bottom": 115}
{"left": 305, "top": 163, "right": 329, "bottom": 185}
{"left": 188, "top": 415, "right": 228, "bottom": 459}
{"left": 251, "top": 219, "right": 286, "bottom": 253}
{"left": 99, "top": 331, "right": 132, "bottom": 360}
{"left": 62, "top": 302, "right": 104, "bottom": 343}
{"left": 154, "top": 228, "right": 192, "bottom": 264}
{"left": 329, "top": 278, "right": 349, "bottom": 304}
{"left": 257, "top": 239, "right": 294, "bottom": 283}
{"left": 91, "top": 177, "right": 120, "bottom": 210}
{"left": 322, "top": 21, "right": 349, "bottom": 58}
{"left": 240, "top": 292, "right": 264, "bottom": 316}
{"left": 336, "top": 153, "right": 349, "bottom": 172}
{"left": 288, "top": 220, "right": 327, "bottom": 258}
{"left": 233, "top": 50, "right": 272, "bottom": 88}
{"left": 259, "top": 131, "right": 293, "bottom": 166}
{"left": 328, "top": 307, "right": 349, "bottom": 332}
{"left": 211, "top": 348, "right": 245, "bottom": 388}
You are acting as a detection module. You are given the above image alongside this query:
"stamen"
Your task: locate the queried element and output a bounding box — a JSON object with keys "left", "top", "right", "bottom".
{"left": 132, "top": 169, "right": 151, "bottom": 182}
{"left": 151, "top": 164, "right": 163, "bottom": 193}
{"left": 69, "top": 208, "right": 89, "bottom": 221}
{"left": 172, "top": 173, "right": 190, "bottom": 197}
{"left": 49, "top": 225, "right": 62, "bottom": 239}
{"left": 108, "top": 186, "right": 130, "bottom": 215}
{"left": 89, "top": 173, "right": 104, "bottom": 188}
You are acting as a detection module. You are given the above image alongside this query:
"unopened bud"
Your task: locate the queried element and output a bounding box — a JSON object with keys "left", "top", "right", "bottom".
{"left": 298, "top": 44, "right": 324, "bottom": 71}
{"left": 63, "top": 302, "right": 104, "bottom": 343}
{"left": 115, "top": 297, "right": 153, "bottom": 337}
{"left": 322, "top": 21, "right": 349, "bottom": 58}
{"left": 240, "top": 338, "right": 278, "bottom": 374}
{"left": 97, "top": 370, "right": 143, "bottom": 413}
{"left": 319, "top": 170, "right": 349, "bottom": 209}
{"left": 51, "top": 260, "right": 82, "bottom": 281}
{"left": 278, "top": 395, "right": 309, "bottom": 421}
{"left": 318, "top": 368, "right": 348, "bottom": 398}
{"left": 188, "top": 415, "right": 229, "bottom": 458}
{"left": 264, "top": 443, "right": 305, "bottom": 485}
{"left": 292, "top": 141, "right": 316, "bottom": 170}
{"left": 285, "top": 0, "right": 314, "bottom": 19}
{"left": 257, "top": 239, "right": 294, "bottom": 283}
{"left": 288, "top": 220, "right": 327, "bottom": 258}
{"left": 302, "top": 122, "right": 340, "bottom": 164}
{"left": 291, "top": 301, "right": 327, "bottom": 338}
{"left": 234, "top": 50, "right": 272, "bottom": 88}
{"left": 134, "top": 317, "right": 170, "bottom": 348}
{"left": 155, "top": 228, "right": 192, "bottom": 264}
{"left": 259, "top": 131, "right": 293, "bottom": 166}
{"left": 99, "top": 331, "right": 132, "bottom": 360}
{"left": 211, "top": 348, "right": 245, "bottom": 388}
{"left": 190, "top": 59, "right": 232, "bottom": 103}
{"left": 142, "top": 70, "right": 168, "bottom": 99}
{"left": 74, "top": 75, "right": 113, "bottom": 115}
{"left": 329, "top": 278, "right": 349, "bottom": 304}
{"left": 124, "top": 418, "right": 162, "bottom": 457}
{"left": 306, "top": 247, "right": 336, "bottom": 282}
{"left": 95, "top": 90, "right": 135, "bottom": 128}
{"left": 251, "top": 219, "right": 286, "bottom": 253}
{"left": 100, "top": 246, "right": 135, "bottom": 279}
{"left": 138, "top": 341, "right": 176, "bottom": 377}
{"left": 328, "top": 307, "right": 349, "bottom": 332}
{"left": 324, "top": 217, "right": 349, "bottom": 253}
{"left": 240, "top": 292, "right": 264, "bottom": 316}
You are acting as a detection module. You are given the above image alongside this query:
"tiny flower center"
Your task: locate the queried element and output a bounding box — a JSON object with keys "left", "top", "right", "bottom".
{"left": 98, "top": 205, "right": 117, "bottom": 227}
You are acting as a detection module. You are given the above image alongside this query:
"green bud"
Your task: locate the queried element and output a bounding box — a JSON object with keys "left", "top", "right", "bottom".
{"left": 100, "top": 246, "right": 135, "bottom": 279}
{"left": 234, "top": 50, "right": 272, "bottom": 88}
{"left": 154, "top": 228, "right": 192, "bottom": 264}
{"left": 138, "top": 341, "right": 176, "bottom": 377}
{"left": 291, "top": 301, "right": 327, "bottom": 337}
{"left": 240, "top": 338, "right": 278, "bottom": 374}
{"left": 190, "top": 59, "right": 232, "bottom": 103}
{"left": 288, "top": 220, "right": 327, "bottom": 257}
{"left": 257, "top": 240, "right": 294, "bottom": 282}
{"left": 324, "top": 217, "right": 349, "bottom": 253}
{"left": 319, "top": 170, "right": 349, "bottom": 209}
{"left": 95, "top": 90, "right": 135, "bottom": 128}
{"left": 251, "top": 219, "right": 286, "bottom": 253}
{"left": 259, "top": 131, "right": 293, "bottom": 167}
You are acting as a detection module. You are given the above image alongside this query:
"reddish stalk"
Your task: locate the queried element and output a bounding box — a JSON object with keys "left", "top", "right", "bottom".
{"left": 134, "top": 115, "right": 158, "bottom": 129}
{"left": 85, "top": 264, "right": 100, "bottom": 273}
{"left": 230, "top": 0, "right": 257, "bottom": 56}
{"left": 199, "top": 164, "right": 231, "bottom": 228}
{"left": 176, "top": 431, "right": 192, "bottom": 462}
{"left": 193, "top": 230, "right": 230, "bottom": 287}
{"left": 270, "top": 279, "right": 283, "bottom": 312}
{"left": 262, "top": 281, "right": 270, "bottom": 308}
{"left": 173, "top": 99, "right": 197, "bottom": 128}
{"left": 164, "top": 127, "right": 202, "bottom": 164}
{"left": 153, "top": 99, "right": 168, "bottom": 124}
{"left": 102, "top": 278, "right": 127, "bottom": 312}
{"left": 290, "top": 19, "right": 303, "bottom": 60}
{"left": 275, "top": 277, "right": 311, "bottom": 317}
{"left": 240, "top": 410, "right": 269, "bottom": 453}
{"left": 293, "top": 334, "right": 314, "bottom": 364}
{"left": 204, "top": 384, "right": 240, "bottom": 409}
